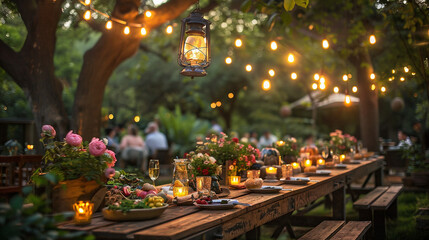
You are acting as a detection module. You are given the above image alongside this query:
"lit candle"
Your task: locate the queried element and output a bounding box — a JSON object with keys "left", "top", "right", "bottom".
{"left": 340, "top": 154, "right": 346, "bottom": 163}
{"left": 173, "top": 187, "right": 188, "bottom": 197}
{"left": 317, "top": 159, "right": 325, "bottom": 168}
{"left": 73, "top": 201, "right": 93, "bottom": 225}
{"left": 27, "top": 144, "right": 34, "bottom": 150}
{"left": 276, "top": 140, "right": 285, "bottom": 146}
{"left": 247, "top": 170, "right": 260, "bottom": 179}
{"left": 229, "top": 176, "right": 241, "bottom": 185}
{"left": 304, "top": 159, "right": 312, "bottom": 168}
{"left": 292, "top": 162, "right": 301, "bottom": 174}
{"left": 266, "top": 167, "right": 277, "bottom": 174}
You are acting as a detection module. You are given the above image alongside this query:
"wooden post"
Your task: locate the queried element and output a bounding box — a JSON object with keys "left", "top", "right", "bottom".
{"left": 387, "top": 199, "right": 398, "bottom": 219}
{"left": 332, "top": 186, "right": 346, "bottom": 220}
{"left": 374, "top": 167, "right": 383, "bottom": 186}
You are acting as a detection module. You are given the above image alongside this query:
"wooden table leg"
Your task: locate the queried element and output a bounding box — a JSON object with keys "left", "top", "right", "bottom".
{"left": 374, "top": 209, "right": 386, "bottom": 239}
{"left": 374, "top": 168, "right": 383, "bottom": 186}
{"left": 332, "top": 186, "right": 346, "bottom": 220}
{"left": 271, "top": 213, "right": 295, "bottom": 239}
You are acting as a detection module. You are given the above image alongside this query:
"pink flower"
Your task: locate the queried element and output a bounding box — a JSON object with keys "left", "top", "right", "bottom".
{"left": 249, "top": 154, "right": 256, "bottom": 163}
{"left": 65, "top": 130, "right": 82, "bottom": 146}
{"left": 89, "top": 138, "right": 106, "bottom": 156}
{"left": 247, "top": 161, "right": 251, "bottom": 166}
{"left": 105, "top": 150, "right": 117, "bottom": 167}
{"left": 41, "top": 125, "right": 56, "bottom": 138}
{"left": 105, "top": 167, "right": 115, "bottom": 178}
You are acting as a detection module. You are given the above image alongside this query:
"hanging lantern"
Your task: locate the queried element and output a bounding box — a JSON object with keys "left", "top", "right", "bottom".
{"left": 178, "top": 9, "right": 211, "bottom": 77}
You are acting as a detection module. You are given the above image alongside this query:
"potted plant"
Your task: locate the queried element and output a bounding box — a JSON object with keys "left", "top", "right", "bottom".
{"left": 33, "top": 125, "right": 117, "bottom": 212}
{"left": 274, "top": 138, "right": 299, "bottom": 164}
{"left": 187, "top": 152, "right": 221, "bottom": 193}
{"left": 405, "top": 144, "right": 429, "bottom": 187}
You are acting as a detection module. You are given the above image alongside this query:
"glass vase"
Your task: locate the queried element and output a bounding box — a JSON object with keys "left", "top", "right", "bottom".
{"left": 196, "top": 176, "right": 212, "bottom": 195}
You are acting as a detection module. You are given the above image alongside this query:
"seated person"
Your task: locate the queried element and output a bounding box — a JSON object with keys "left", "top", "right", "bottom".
{"left": 120, "top": 124, "right": 147, "bottom": 171}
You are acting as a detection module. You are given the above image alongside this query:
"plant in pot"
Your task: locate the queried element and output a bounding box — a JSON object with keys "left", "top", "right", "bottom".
{"left": 405, "top": 144, "right": 429, "bottom": 187}
{"left": 33, "top": 125, "right": 117, "bottom": 212}
{"left": 274, "top": 138, "right": 299, "bottom": 164}
{"left": 187, "top": 152, "right": 221, "bottom": 194}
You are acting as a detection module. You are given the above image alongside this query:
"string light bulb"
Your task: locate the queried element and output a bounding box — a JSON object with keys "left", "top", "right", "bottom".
{"left": 270, "top": 41, "right": 278, "bottom": 51}
{"left": 322, "top": 39, "right": 329, "bottom": 49}
{"left": 369, "top": 35, "right": 376, "bottom": 44}
{"left": 108, "top": 114, "right": 114, "bottom": 120}
{"left": 333, "top": 86, "right": 339, "bottom": 93}
{"left": 392, "top": 69, "right": 396, "bottom": 74}
{"left": 210, "top": 103, "right": 216, "bottom": 108}
{"left": 235, "top": 38, "right": 243, "bottom": 48}
{"left": 314, "top": 73, "right": 320, "bottom": 81}
{"left": 228, "top": 93, "right": 234, "bottom": 99}
{"left": 134, "top": 116, "right": 140, "bottom": 122}
{"left": 225, "top": 57, "right": 232, "bottom": 64}
{"left": 287, "top": 53, "right": 294, "bottom": 63}
{"left": 216, "top": 101, "right": 221, "bottom": 107}
{"left": 400, "top": 77, "right": 405, "bottom": 82}
{"left": 145, "top": 11, "right": 152, "bottom": 18}
{"left": 370, "top": 73, "right": 375, "bottom": 80}
{"left": 268, "top": 69, "right": 275, "bottom": 77}
{"left": 342, "top": 75, "right": 348, "bottom": 81}
{"left": 320, "top": 76, "right": 326, "bottom": 84}
{"left": 105, "top": 20, "right": 112, "bottom": 30}
{"left": 84, "top": 0, "right": 91, "bottom": 5}
{"left": 245, "top": 64, "right": 252, "bottom": 72}
{"left": 404, "top": 66, "right": 409, "bottom": 73}
{"left": 83, "top": 10, "right": 91, "bottom": 20}
{"left": 166, "top": 25, "right": 173, "bottom": 34}
{"left": 371, "top": 84, "right": 376, "bottom": 91}
{"left": 312, "top": 83, "right": 318, "bottom": 90}
{"left": 262, "top": 79, "right": 271, "bottom": 91}
{"left": 345, "top": 94, "right": 351, "bottom": 106}
{"left": 291, "top": 72, "right": 297, "bottom": 80}
{"left": 124, "top": 26, "right": 130, "bottom": 35}
{"left": 381, "top": 86, "right": 386, "bottom": 92}
{"left": 352, "top": 86, "right": 358, "bottom": 92}
{"left": 141, "top": 27, "right": 147, "bottom": 36}
{"left": 319, "top": 82, "right": 326, "bottom": 90}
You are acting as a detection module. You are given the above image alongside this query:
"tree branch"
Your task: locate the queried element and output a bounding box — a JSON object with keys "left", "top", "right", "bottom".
{"left": 0, "top": 38, "right": 26, "bottom": 88}
{"left": 142, "top": 0, "right": 198, "bottom": 30}
{"left": 139, "top": 43, "right": 168, "bottom": 61}
{"left": 12, "top": 0, "right": 37, "bottom": 31}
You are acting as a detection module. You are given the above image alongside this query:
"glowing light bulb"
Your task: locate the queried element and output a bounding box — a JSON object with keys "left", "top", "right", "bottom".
{"left": 343, "top": 75, "right": 348, "bottom": 81}
{"left": 322, "top": 39, "right": 329, "bottom": 49}
{"left": 166, "top": 25, "right": 173, "bottom": 34}
{"left": 145, "top": 11, "right": 152, "bottom": 18}
{"left": 369, "top": 35, "right": 376, "bottom": 44}
{"left": 134, "top": 116, "right": 140, "bottom": 122}
{"left": 108, "top": 114, "right": 114, "bottom": 120}
{"left": 400, "top": 77, "right": 405, "bottom": 81}
{"left": 371, "top": 84, "right": 376, "bottom": 90}
{"left": 245, "top": 64, "right": 252, "bottom": 72}
{"left": 262, "top": 80, "right": 271, "bottom": 91}
{"left": 124, "top": 26, "right": 130, "bottom": 35}
{"left": 287, "top": 53, "right": 294, "bottom": 63}
{"left": 333, "top": 86, "right": 339, "bottom": 93}
{"left": 141, "top": 27, "right": 147, "bottom": 36}
{"left": 314, "top": 73, "right": 320, "bottom": 81}
{"left": 216, "top": 101, "right": 221, "bottom": 107}
{"left": 319, "top": 83, "right": 326, "bottom": 90}
{"left": 268, "top": 69, "right": 275, "bottom": 77}
{"left": 270, "top": 41, "right": 278, "bottom": 50}
{"left": 228, "top": 93, "right": 234, "bottom": 99}
{"left": 291, "top": 72, "right": 297, "bottom": 80}
{"left": 392, "top": 69, "right": 396, "bottom": 74}
{"left": 83, "top": 10, "right": 91, "bottom": 20}
{"left": 370, "top": 73, "right": 375, "bottom": 80}
{"left": 225, "top": 57, "right": 232, "bottom": 64}
{"left": 320, "top": 77, "right": 326, "bottom": 84}
{"left": 345, "top": 95, "right": 351, "bottom": 105}
{"left": 348, "top": 74, "right": 352, "bottom": 79}
{"left": 412, "top": 72, "right": 416, "bottom": 75}
{"left": 235, "top": 38, "right": 242, "bottom": 47}
{"left": 404, "top": 66, "right": 409, "bottom": 73}
{"left": 105, "top": 20, "right": 112, "bottom": 30}
{"left": 210, "top": 103, "right": 216, "bottom": 108}
{"left": 352, "top": 86, "right": 358, "bottom": 92}
{"left": 84, "top": 0, "right": 91, "bottom": 5}
{"left": 312, "top": 83, "right": 318, "bottom": 90}
{"left": 381, "top": 86, "right": 386, "bottom": 92}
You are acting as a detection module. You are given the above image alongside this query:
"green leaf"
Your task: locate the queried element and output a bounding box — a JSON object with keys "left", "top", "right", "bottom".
{"left": 295, "top": 0, "right": 309, "bottom": 8}
{"left": 241, "top": 0, "right": 252, "bottom": 12}
{"left": 10, "top": 195, "right": 24, "bottom": 210}
{"left": 284, "top": 0, "right": 295, "bottom": 11}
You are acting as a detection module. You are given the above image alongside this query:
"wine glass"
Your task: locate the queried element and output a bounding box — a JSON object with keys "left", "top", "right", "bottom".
{"left": 148, "top": 159, "right": 160, "bottom": 186}
{"left": 321, "top": 146, "right": 329, "bottom": 160}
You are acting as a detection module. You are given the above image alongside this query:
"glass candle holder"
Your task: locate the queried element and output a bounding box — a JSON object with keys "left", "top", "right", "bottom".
{"left": 340, "top": 154, "right": 346, "bottom": 163}
{"left": 173, "top": 186, "right": 188, "bottom": 197}
{"left": 73, "top": 201, "right": 94, "bottom": 225}
{"left": 247, "top": 170, "right": 260, "bottom": 179}
{"left": 196, "top": 176, "right": 212, "bottom": 195}
{"left": 291, "top": 162, "right": 301, "bottom": 174}
{"left": 303, "top": 159, "right": 312, "bottom": 168}
{"left": 266, "top": 166, "right": 277, "bottom": 174}
{"left": 282, "top": 164, "right": 293, "bottom": 179}
{"left": 317, "top": 159, "right": 325, "bottom": 168}
{"left": 228, "top": 176, "right": 241, "bottom": 185}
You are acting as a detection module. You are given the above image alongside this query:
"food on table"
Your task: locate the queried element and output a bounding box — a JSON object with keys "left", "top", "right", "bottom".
{"left": 123, "top": 186, "right": 131, "bottom": 196}
{"left": 143, "top": 182, "right": 157, "bottom": 191}
{"left": 107, "top": 195, "right": 165, "bottom": 212}
{"left": 304, "top": 166, "right": 317, "bottom": 173}
{"left": 195, "top": 196, "right": 212, "bottom": 205}
{"left": 244, "top": 177, "right": 263, "bottom": 189}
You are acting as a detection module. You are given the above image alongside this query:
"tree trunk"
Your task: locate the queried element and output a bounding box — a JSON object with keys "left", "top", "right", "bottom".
{"left": 350, "top": 49, "right": 379, "bottom": 151}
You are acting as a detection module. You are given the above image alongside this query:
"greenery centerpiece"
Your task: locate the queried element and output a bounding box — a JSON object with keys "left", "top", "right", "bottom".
{"left": 274, "top": 138, "right": 299, "bottom": 163}
{"left": 329, "top": 129, "right": 357, "bottom": 155}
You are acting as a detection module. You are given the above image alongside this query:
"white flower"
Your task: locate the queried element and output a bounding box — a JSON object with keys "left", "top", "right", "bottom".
{"left": 209, "top": 157, "right": 216, "bottom": 164}
{"left": 204, "top": 160, "right": 210, "bottom": 165}
{"left": 197, "top": 153, "right": 204, "bottom": 158}
{"left": 103, "top": 138, "right": 108, "bottom": 145}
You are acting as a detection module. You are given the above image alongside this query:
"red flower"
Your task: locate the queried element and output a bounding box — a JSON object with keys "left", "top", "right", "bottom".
{"left": 232, "top": 137, "right": 239, "bottom": 143}
{"left": 184, "top": 152, "right": 189, "bottom": 158}
{"left": 202, "top": 169, "right": 209, "bottom": 175}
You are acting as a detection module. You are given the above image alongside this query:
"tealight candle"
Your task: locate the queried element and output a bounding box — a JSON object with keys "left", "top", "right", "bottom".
{"left": 340, "top": 154, "right": 346, "bottom": 163}
{"left": 304, "top": 159, "right": 312, "bottom": 168}
{"left": 173, "top": 186, "right": 188, "bottom": 197}
{"left": 292, "top": 162, "right": 301, "bottom": 174}
{"left": 73, "top": 201, "right": 93, "bottom": 225}
{"left": 266, "top": 166, "right": 277, "bottom": 174}
{"left": 317, "top": 159, "right": 325, "bottom": 168}
{"left": 229, "top": 176, "right": 241, "bottom": 185}
{"left": 27, "top": 144, "right": 34, "bottom": 150}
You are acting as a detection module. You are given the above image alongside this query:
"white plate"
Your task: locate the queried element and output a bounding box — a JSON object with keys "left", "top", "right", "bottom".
{"left": 194, "top": 199, "right": 238, "bottom": 210}
{"left": 247, "top": 186, "right": 283, "bottom": 193}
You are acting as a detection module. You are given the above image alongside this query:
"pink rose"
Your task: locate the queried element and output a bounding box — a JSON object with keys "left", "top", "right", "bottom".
{"left": 249, "top": 154, "right": 256, "bottom": 163}
{"left": 65, "top": 130, "right": 82, "bottom": 146}
{"left": 41, "top": 125, "right": 56, "bottom": 138}
{"left": 89, "top": 138, "right": 106, "bottom": 156}
{"left": 105, "top": 167, "right": 115, "bottom": 179}
{"left": 105, "top": 149, "right": 117, "bottom": 167}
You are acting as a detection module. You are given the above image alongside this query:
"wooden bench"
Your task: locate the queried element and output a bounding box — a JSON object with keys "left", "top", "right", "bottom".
{"left": 299, "top": 220, "right": 371, "bottom": 240}
{"left": 353, "top": 185, "right": 403, "bottom": 239}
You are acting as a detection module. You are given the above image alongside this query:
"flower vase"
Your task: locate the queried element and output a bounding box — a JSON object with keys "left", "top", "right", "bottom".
{"left": 219, "top": 160, "right": 232, "bottom": 186}
{"left": 196, "top": 176, "right": 212, "bottom": 195}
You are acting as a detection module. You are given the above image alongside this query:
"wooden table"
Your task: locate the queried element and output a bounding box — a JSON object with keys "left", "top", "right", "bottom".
{"left": 60, "top": 156, "right": 384, "bottom": 240}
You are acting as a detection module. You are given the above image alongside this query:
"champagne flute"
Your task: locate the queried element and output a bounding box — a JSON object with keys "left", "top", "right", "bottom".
{"left": 321, "top": 146, "right": 329, "bottom": 160}
{"left": 148, "top": 159, "right": 160, "bottom": 186}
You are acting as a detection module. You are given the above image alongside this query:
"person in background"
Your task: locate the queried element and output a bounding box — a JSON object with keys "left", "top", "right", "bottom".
{"left": 105, "top": 127, "right": 120, "bottom": 153}
{"left": 211, "top": 120, "right": 223, "bottom": 133}
{"left": 258, "top": 131, "right": 278, "bottom": 149}
{"left": 249, "top": 132, "right": 259, "bottom": 147}
{"left": 145, "top": 122, "right": 168, "bottom": 157}
{"left": 240, "top": 132, "right": 250, "bottom": 143}
{"left": 304, "top": 134, "right": 316, "bottom": 147}
{"left": 120, "top": 124, "right": 147, "bottom": 171}
{"left": 397, "top": 130, "right": 412, "bottom": 148}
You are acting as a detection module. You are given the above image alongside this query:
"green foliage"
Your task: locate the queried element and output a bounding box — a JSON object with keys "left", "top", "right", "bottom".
{"left": 274, "top": 137, "right": 299, "bottom": 157}
{"left": 107, "top": 198, "right": 150, "bottom": 213}
{"left": 404, "top": 144, "right": 429, "bottom": 173}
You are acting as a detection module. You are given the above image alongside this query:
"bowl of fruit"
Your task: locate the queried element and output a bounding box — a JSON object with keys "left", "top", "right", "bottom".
{"left": 102, "top": 196, "right": 168, "bottom": 221}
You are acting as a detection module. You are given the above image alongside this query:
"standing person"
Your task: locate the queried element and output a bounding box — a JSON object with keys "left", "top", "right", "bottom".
{"left": 120, "top": 124, "right": 147, "bottom": 171}
{"left": 145, "top": 122, "right": 168, "bottom": 157}
{"left": 258, "top": 131, "right": 278, "bottom": 149}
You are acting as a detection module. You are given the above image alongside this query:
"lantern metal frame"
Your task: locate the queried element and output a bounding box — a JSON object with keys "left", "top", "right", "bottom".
{"left": 178, "top": 9, "right": 211, "bottom": 77}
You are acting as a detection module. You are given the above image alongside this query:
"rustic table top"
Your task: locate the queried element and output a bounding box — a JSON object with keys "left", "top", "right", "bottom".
{"left": 59, "top": 156, "right": 384, "bottom": 240}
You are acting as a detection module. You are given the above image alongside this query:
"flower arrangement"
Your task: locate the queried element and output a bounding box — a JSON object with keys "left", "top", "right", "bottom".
{"left": 39, "top": 125, "right": 116, "bottom": 182}
{"left": 329, "top": 129, "right": 357, "bottom": 154}
{"left": 274, "top": 138, "right": 299, "bottom": 158}
{"left": 187, "top": 152, "right": 221, "bottom": 176}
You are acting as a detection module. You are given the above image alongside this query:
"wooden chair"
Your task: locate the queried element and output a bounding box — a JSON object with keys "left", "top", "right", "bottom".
{"left": 299, "top": 220, "right": 371, "bottom": 240}
{"left": 0, "top": 156, "right": 21, "bottom": 197}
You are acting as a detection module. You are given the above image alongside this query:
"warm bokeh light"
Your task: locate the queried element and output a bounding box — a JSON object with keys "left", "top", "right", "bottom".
{"left": 345, "top": 95, "right": 351, "bottom": 105}
{"left": 245, "top": 64, "right": 252, "bottom": 72}
{"left": 370, "top": 73, "right": 375, "bottom": 80}
{"left": 320, "top": 76, "right": 326, "bottom": 84}
{"left": 145, "top": 11, "right": 152, "bottom": 18}
{"left": 166, "top": 25, "right": 173, "bottom": 34}
{"left": 312, "top": 83, "right": 318, "bottom": 90}
{"left": 319, "top": 83, "right": 326, "bottom": 90}
{"left": 400, "top": 77, "right": 405, "bottom": 81}
{"left": 381, "top": 86, "right": 386, "bottom": 92}
{"left": 388, "top": 77, "right": 393, "bottom": 81}
{"left": 83, "top": 10, "right": 91, "bottom": 20}
{"left": 262, "top": 79, "right": 271, "bottom": 91}
{"left": 348, "top": 73, "right": 352, "bottom": 79}
{"left": 124, "top": 26, "right": 130, "bottom": 35}
{"left": 392, "top": 69, "right": 396, "bottom": 74}
{"left": 287, "top": 53, "right": 295, "bottom": 63}
{"left": 333, "top": 86, "right": 339, "bottom": 93}
{"left": 268, "top": 69, "right": 275, "bottom": 77}
{"left": 84, "top": 0, "right": 91, "bottom": 6}
{"left": 342, "top": 75, "right": 348, "bottom": 81}
{"left": 108, "top": 114, "right": 114, "bottom": 120}
{"left": 228, "top": 93, "right": 234, "bottom": 99}
{"left": 322, "top": 39, "right": 329, "bottom": 49}
{"left": 216, "top": 101, "right": 221, "bottom": 107}
{"left": 270, "top": 41, "right": 278, "bottom": 50}
{"left": 141, "top": 27, "right": 147, "bottom": 36}
{"left": 210, "top": 103, "right": 216, "bottom": 108}
{"left": 371, "top": 84, "right": 376, "bottom": 90}
{"left": 291, "top": 72, "right": 297, "bottom": 80}
{"left": 134, "top": 116, "right": 140, "bottom": 122}
{"left": 235, "top": 38, "right": 243, "bottom": 47}
{"left": 225, "top": 57, "right": 232, "bottom": 64}
{"left": 314, "top": 73, "right": 320, "bottom": 81}
{"left": 105, "top": 20, "right": 112, "bottom": 30}
{"left": 412, "top": 72, "right": 416, "bottom": 76}
{"left": 369, "top": 35, "right": 376, "bottom": 44}
{"left": 404, "top": 66, "right": 409, "bottom": 73}
{"left": 352, "top": 86, "right": 358, "bottom": 92}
